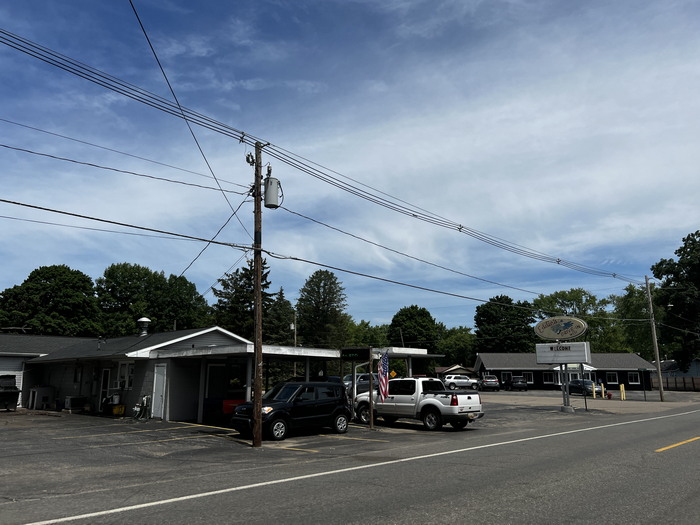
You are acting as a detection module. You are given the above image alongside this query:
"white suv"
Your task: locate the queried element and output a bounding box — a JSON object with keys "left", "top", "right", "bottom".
{"left": 443, "top": 375, "right": 479, "bottom": 390}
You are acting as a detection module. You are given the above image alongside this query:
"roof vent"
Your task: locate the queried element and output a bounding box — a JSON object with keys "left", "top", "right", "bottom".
{"left": 137, "top": 317, "right": 151, "bottom": 337}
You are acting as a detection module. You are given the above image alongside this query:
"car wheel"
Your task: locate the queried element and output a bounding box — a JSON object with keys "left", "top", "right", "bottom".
{"left": 448, "top": 383, "right": 456, "bottom": 390}
{"left": 422, "top": 409, "right": 442, "bottom": 431}
{"left": 333, "top": 413, "right": 349, "bottom": 434}
{"left": 356, "top": 404, "right": 371, "bottom": 424}
{"left": 268, "top": 418, "right": 288, "bottom": 441}
{"left": 451, "top": 420, "right": 468, "bottom": 430}
{"left": 382, "top": 415, "right": 398, "bottom": 425}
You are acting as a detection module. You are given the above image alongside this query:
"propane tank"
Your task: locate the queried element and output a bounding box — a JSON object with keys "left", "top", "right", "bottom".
{"left": 264, "top": 176, "right": 280, "bottom": 209}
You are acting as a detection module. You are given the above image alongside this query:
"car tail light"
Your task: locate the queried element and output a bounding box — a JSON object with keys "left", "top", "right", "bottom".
{"left": 450, "top": 394, "right": 458, "bottom": 406}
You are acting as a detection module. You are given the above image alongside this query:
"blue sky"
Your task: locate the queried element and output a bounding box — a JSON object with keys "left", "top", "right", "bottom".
{"left": 2, "top": 0, "right": 699, "bottom": 329}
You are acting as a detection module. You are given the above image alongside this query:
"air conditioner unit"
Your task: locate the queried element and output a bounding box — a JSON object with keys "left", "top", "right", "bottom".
{"left": 64, "top": 396, "right": 88, "bottom": 411}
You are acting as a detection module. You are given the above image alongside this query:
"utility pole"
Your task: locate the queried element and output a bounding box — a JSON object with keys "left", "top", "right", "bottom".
{"left": 252, "top": 142, "right": 264, "bottom": 446}
{"left": 645, "top": 275, "right": 665, "bottom": 402}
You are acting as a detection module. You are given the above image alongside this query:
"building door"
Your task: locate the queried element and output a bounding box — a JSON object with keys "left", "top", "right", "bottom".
{"left": 99, "top": 369, "right": 110, "bottom": 411}
{"left": 152, "top": 364, "right": 167, "bottom": 419}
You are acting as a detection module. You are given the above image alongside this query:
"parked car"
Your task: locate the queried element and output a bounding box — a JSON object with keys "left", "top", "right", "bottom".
{"left": 564, "top": 379, "right": 602, "bottom": 396}
{"left": 355, "top": 377, "right": 484, "bottom": 430}
{"left": 231, "top": 381, "right": 351, "bottom": 440}
{"left": 343, "top": 373, "right": 378, "bottom": 394}
{"left": 443, "top": 374, "right": 479, "bottom": 390}
{"left": 503, "top": 376, "right": 528, "bottom": 391}
{"left": 479, "top": 375, "right": 501, "bottom": 391}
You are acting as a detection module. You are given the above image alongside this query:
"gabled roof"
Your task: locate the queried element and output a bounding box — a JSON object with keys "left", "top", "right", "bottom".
{"left": 30, "top": 326, "right": 252, "bottom": 363}
{"left": 475, "top": 352, "right": 654, "bottom": 371}
{"left": 0, "top": 334, "right": 92, "bottom": 357}
{"left": 436, "top": 365, "right": 471, "bottom": 375}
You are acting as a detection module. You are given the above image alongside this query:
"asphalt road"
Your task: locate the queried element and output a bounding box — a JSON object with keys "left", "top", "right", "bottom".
{"left": 1, "top": 390, "right": 699, "bottom": 525}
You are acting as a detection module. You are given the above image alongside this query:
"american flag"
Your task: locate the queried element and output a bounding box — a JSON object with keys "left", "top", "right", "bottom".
{"left": 378, "top": 351, "right": 389, "bottom": 402}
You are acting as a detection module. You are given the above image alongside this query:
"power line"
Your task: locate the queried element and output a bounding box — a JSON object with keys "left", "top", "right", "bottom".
{"left": 0, "top": 197, "right": 665, "bottom": 327}
{"left": 0, "top": 27, "right": 644, "bottom": 285}
{"left": 0, "top": 143, "right": 247, "bottom": 194}
{"left": 0, "top": 214, "right": 199, "bottom": 241}
{"left": 281, "top": 206, "right": 542, "bottom": 296}
{"left": 0, "top": 198, "right": 250, "bottom": 251}
{"left": 0, "top": 117, "right": 248, "bottom": 190}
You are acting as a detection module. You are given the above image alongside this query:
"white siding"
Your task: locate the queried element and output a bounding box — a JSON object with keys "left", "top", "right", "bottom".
{"left": 0, "top": 357, "right": 25, "bottom": 407}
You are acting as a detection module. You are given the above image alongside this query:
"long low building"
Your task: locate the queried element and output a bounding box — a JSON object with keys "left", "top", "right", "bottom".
{"left": 473, "top": 352, "right": 655, "bottom": 391}
{"left": 6, "top": 324, "right": 435, "bottom": 425}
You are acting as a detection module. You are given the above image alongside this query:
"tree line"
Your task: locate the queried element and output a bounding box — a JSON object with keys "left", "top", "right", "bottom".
{"left": 2, "top": 231, "right": 699, "bottom": 371}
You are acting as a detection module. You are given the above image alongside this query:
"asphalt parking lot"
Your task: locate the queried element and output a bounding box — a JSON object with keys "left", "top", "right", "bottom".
{"left": 2, "top": 389, "right": 698, "bottom": 525}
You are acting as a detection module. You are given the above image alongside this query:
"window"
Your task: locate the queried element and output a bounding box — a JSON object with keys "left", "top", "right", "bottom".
{"left": 297, "top": 386, "right": 315, "bottom": 401}
{"left": 318, "top": 385, "right": 338, "bottom": 399}
{"left": 543, "top": 372, "right": 554, "bottom": 384}
{"left": 389, "top": 380, "right": 416, "bottom": 396}
{"left": 115, "top": 362, "right": 135, "bottom": 390}
{"left": 606, "top": 372, "right": 619, "bottom": 384}
{"left": 523, "top": 372, "right": 534, "bottom": 384}
{"left": 628, "top": 372, "right": 640, "bottom": 384}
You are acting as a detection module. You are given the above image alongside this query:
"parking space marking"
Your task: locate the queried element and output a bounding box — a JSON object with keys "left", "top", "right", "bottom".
{"left": 82, "top": 434, "right": 224, "bottom": 448}
{"left": 24, "top": 409, "right": 700, "bottom": 525}
{"left": 655, "top": 436, "right": 700, "bottom": 452}
{"left": 319, "top": 434, "right": 390, "bottom": 443}
{"left": 276, "top": 446, "right": 320, "bottom": 453}
{"left": 50, "top": 424, "right": 200, "bottom": 440}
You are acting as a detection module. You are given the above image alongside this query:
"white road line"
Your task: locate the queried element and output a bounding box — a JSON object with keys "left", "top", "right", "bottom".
{"left": 25, "top": 409, "right": 700, "bottom": 525}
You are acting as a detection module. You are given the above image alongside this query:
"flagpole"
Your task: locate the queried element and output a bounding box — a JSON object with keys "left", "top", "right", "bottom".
{"left": 369, "top": 350, "right": 374, "bottom": 430}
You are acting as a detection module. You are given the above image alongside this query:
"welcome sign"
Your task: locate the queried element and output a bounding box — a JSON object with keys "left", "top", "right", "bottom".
{"left": 534, "top": 316, "right": 588, "bottom": 341}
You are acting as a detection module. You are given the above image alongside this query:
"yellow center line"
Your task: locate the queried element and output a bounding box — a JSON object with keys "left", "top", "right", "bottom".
{"left": 655, "top": 437, "right": 700, "bottom": 452}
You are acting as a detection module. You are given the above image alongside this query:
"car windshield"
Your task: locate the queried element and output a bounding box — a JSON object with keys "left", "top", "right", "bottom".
{"left": 262, "top": 383, "right": 300, "bottom": 402}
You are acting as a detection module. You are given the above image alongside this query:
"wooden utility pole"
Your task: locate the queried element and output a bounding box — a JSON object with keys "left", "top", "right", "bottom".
{"left": 645, "top": 275, "right": 665, "bottom": 402}
{"left": 252, "top": 142, "right": 264, "bottom": 446}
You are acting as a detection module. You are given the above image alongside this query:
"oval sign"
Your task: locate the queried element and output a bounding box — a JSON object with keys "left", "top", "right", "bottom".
{"left": 534, "top": 316, "right": 588, "bottom": 340}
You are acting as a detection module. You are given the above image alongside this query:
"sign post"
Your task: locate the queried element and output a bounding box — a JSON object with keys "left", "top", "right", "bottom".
{"left": 534, "top": 317, "right": 590, "bottom": 412}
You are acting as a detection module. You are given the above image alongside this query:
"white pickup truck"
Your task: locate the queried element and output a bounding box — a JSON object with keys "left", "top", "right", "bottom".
{"left": 355, "top": 377, "right": 484, "bottom": 430}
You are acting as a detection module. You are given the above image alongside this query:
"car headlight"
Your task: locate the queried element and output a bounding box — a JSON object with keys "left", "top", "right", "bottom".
{"left": 262, "top": 406, "right": 274, "bottom": 415}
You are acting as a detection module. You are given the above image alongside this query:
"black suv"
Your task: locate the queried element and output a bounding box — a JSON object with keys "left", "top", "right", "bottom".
{"left": 231, "top": 381, "right": 351, "bottom": 440}
{"left": 503, "top": 376, "right": 528, "bottom": 391}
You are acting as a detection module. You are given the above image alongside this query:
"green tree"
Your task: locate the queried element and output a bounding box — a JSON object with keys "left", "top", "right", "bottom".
{"left": 532, "top": 288, "right": 622, "bottom": 353}
{"left": 0, "top": 265, "right": 102, "bottom": 336}
{"left": 474, "top": 295, "right": 536, "bottom": 353}
{"left": 296, "top": 270, "right": 348, "bottom": 348}
{"left": 211, "top": 258, "right": 273, "bottom": 340}
{"left": 610, "top": 284, "right": 656, "bottom": 359}
{"left": 264, "top": 287, "right": 296, "bottom": 345}
{"left": 436, "top": 326, "right": 476, "bottom": 367}
{"left": 387, "top": 305, "right": 440, "bottom": 353}
{"left": 95, "top": 262, "right": 209, "bottom": 337}
{"left": 346, "top": 320, "right": 389, "bottom": 348}
{"left": 651, "top": 231, "right": 700, "bottom": 371}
